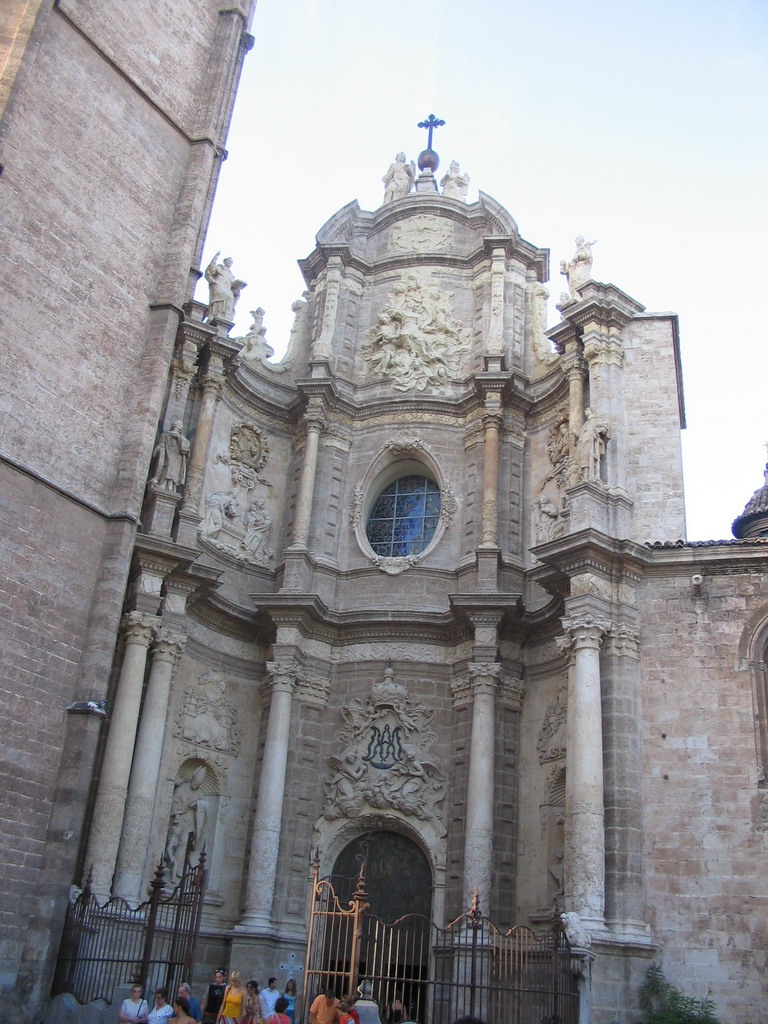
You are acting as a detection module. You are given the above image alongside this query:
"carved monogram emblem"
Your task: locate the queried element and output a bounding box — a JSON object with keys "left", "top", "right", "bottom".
{"left": 323, "top": 666, "right": 445, "bottom": 821}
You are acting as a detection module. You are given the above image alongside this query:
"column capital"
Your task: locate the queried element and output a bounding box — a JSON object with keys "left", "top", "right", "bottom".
{"left": 583, "top": 335, "right": 624, "bottom": 368}
{"left": 200, "top": 366, "right": 225, "bottom": 398}
{"left": 562, "top": 356, "right": 587, "bottom": 383}
{"left": 302, "top": 405, "right": 327, "bottom": 434}
{"left": 604, "top": 622, "right": 640, "bottom": 658}
{"left": 266, "top": 661, "right": 302, "bottom": 694}
{"left": 482, "top": 408, "right": 503, "bottom": 429}
{"left": 121, "top": 611, "right": 158, "bottom": 645}
{"left": 468, "top": 661, "right": 502, "bottom": 698}
{"left": 559, "top": 614, "right": 611, "bottom": 651}
{"left": 151, "top": 629, "right": 186, "bottom": 663}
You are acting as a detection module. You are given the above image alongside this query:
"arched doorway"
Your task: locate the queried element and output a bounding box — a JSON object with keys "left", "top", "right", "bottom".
{"left": 331, "top": 830, "right": 432, "bottom": 922}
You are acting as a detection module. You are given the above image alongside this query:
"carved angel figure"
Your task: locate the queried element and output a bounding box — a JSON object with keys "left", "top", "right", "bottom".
{"left": 382, "top": 152, "right": 416, "bottom": 204}
{"left": 440, "top": 160, "right": 470, "bottom": 200}
{"left": 324, "top": 753, "right": 366, "bottom": 819}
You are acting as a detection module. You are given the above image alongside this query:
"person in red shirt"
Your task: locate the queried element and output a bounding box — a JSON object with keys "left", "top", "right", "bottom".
{"left": 346, "top": 994, "right": 360, "bottom": 1024}
{"left": 264, "top": 996, "right": 292, "bottom": 1024}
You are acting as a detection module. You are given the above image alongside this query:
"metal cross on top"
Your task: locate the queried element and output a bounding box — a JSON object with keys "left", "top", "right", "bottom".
{"left": 417, "top": 113, "right": 445, "bottom": 149}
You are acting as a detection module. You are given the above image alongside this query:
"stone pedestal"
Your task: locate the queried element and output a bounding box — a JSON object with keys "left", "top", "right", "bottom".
{"left": 142, "top": 486, "right": 181, "bottom": 538}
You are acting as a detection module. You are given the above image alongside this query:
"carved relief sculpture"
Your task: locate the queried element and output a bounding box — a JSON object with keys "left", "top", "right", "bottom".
{"left": 204, "top": 252, "right": 247, "bottom": 321}
{"left": 537, "top": 678, "right": 567, "bottom": 763}
{"left": 323, "top": 666, "right": 446, "bottom": 822}
{"left": 241, "top": 498, "right": 272, "bottom": 564}
{"left": 390, "top": 216, "right": 452, "bottom": 253}
{"left": 198, "top": 490, "right": 239, "bottom": 548}
{"left": 174, "top": 668, "right": 241, "bottom": 756}
{"left": 533, "top": 494, "right": 565, "bottom": 544}
{"left": 440, "top": 160, "right": 470, "bottom": 200}
{"left": 215, "top": 422, "right": 269, "bottom": 494}
{"left": 381, "top": 152, "right": 416, "bottom": 204}
{"left": 362, "top": 275, "right": 471, "bottom": 392}
{"left": 150, "top": 419, "right": 190, "bottom": 491}
{"left": 544, "top": 412, "right": 573, "bottom": 494}
{"left": 239, "top": 308, "right": 275, "bottom": 362}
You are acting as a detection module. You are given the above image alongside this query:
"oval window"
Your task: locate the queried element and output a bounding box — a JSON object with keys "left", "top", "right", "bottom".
{"left": 365, "top": 474, "right": 441, "bottom": 558}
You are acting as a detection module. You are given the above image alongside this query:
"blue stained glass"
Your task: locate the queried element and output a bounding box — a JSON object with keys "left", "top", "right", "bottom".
{"left": 365, "top": 475, "right": 441, "bottom": 557}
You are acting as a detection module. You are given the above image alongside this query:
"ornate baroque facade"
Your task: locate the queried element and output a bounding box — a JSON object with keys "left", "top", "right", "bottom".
{"left": 2, "top": 5, "right": 768, "bottom": 1024}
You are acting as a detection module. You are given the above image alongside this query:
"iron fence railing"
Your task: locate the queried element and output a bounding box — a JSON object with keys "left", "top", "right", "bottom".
{"left": 52, "top": 846, "right": 206, "bottom": 1006}
{"left": 302, "top": 860, "right": 580, "bottom": 1024}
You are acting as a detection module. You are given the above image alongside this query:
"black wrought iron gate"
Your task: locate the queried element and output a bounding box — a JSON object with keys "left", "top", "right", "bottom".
{"left": 52, "top": 851, "right": 206, "bottom": 1006}
{"left": 302, "top": 861, "right": 580, "bottom": 1024}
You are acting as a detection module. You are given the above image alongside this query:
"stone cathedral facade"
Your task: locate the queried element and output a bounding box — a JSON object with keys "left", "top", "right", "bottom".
{"left": 2, "top": 5, "right": 768, "bottom": 1024}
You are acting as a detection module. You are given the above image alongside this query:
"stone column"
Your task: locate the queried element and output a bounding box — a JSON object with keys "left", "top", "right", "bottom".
{"left": 480, "top": 408, "right": 502, "bottom": 549}
{"left": 177, "top": 354, "right": 225, "bottom": 543}
{"left": 462, "top": 662, "right": 501, "bottom": 911}
{"left": 558, "top": 614, "right": 610, "bottom": 932}
{"left": 239, "top": 661, "right": 300, "bottom": 930}
{"left": 290, "top": 404, "right": 326, "bottom": 549}
{"left": 84, "top": 612, "right": 157, "bottom": 895}
{"left": 112, "top": 629, "right": 186, "bottom": 901}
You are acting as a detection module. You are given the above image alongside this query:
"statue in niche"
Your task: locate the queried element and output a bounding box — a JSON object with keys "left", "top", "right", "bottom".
{"left": 150, "top": 419, "right": 190, "bottom": 491}
{"left": 204, "top": 252, "right": 247, "bottom": 321}
{"left": 241, "top": 498, "right": 272, "bottom": 564}
{"left": 362, "top": 274, "right": 470, "bottom": 392}
{"left": 574, "top": 408, "right": 611, "bottom": 483}
{"left": 199, "top": 490, "right": 239, "bottom": 543}
{"left": 534, "top": 493, "right": 565, "bottom": 544}
{"left": 164, "top": 764, "right": 208, "bottom": 881}
{"left": 440, "top": 160, "right": 470, "bottom": 200}
{"left": 559, "top": 236, "right": 596, "bottom": 298}
{"left": 382, "top": 152, "right": 416, "bottom": 204}
{"left": 548, "top": 812, "right": 565, "bottom": 902}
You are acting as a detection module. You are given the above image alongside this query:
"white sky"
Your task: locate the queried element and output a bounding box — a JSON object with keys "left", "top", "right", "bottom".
{"left": 199, "top": 0, "right": 768, "bottom": 542}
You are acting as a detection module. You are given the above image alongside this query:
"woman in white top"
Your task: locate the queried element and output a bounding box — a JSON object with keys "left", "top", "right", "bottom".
{"left": 147, "top": 987, "right": 174, "bottom": 1024}
{"left": 119, "top": 984, "right": 149, "bottom": 1023}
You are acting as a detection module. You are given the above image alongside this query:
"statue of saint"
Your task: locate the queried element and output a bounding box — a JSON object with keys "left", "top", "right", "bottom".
{"left": 440, "top": 160, "right": 470, "bottom": 200}
{"left": 164, "top": 764, "right": 208, "bottom": 880}
{"left": 382, "top": 153, "right": 416, "bottom": 204}
{"left": 204, "top": 252, "right": 247, "bottom": 321}
{"left": 199, "top": 490, "right": 239, "bottom": 542}
{"left": 574, "top": 408, "right": 611, "bottom": 482}
{"left": 150, "top": 419, "right": 190, "bottom": 491}
{"left": 559, "top": 235, "right": 596, "bottom": 298}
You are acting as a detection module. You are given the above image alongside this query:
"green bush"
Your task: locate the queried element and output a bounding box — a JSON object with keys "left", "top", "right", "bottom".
{"left": 638, "top": 965, "right": 719, "bottom": 1024}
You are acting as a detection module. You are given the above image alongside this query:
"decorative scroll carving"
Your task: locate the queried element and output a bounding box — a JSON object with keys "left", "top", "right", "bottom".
{"left": 323, "top": 666, "right": 445, "bottom": 822}
{"left": 381, "top": 432, "right": 431, "bottom": 456}
{"left": 347, "top": 482, "right": 363, "bottom": 529}
{"left": 174, "top": 668, "right": 241, "bottom": 756}
{"left": 390, "top": 216, "right": 452, "bottom": 253}
{"left": 538, "top": 677, "right": 567, "bottom": 763}
{"left": 362, "top": 275, "right": 470, "bottom": 392}
{"left": 531, "top": 283, "right": 559, "bottom": 366}
{"left": 370, "top": 553, "right": 422, "bottom": 575}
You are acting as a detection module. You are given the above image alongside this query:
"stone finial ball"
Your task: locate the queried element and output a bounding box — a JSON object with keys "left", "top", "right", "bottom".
{"left": 417, "top": 148, "right": 439, "bottom": 172}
